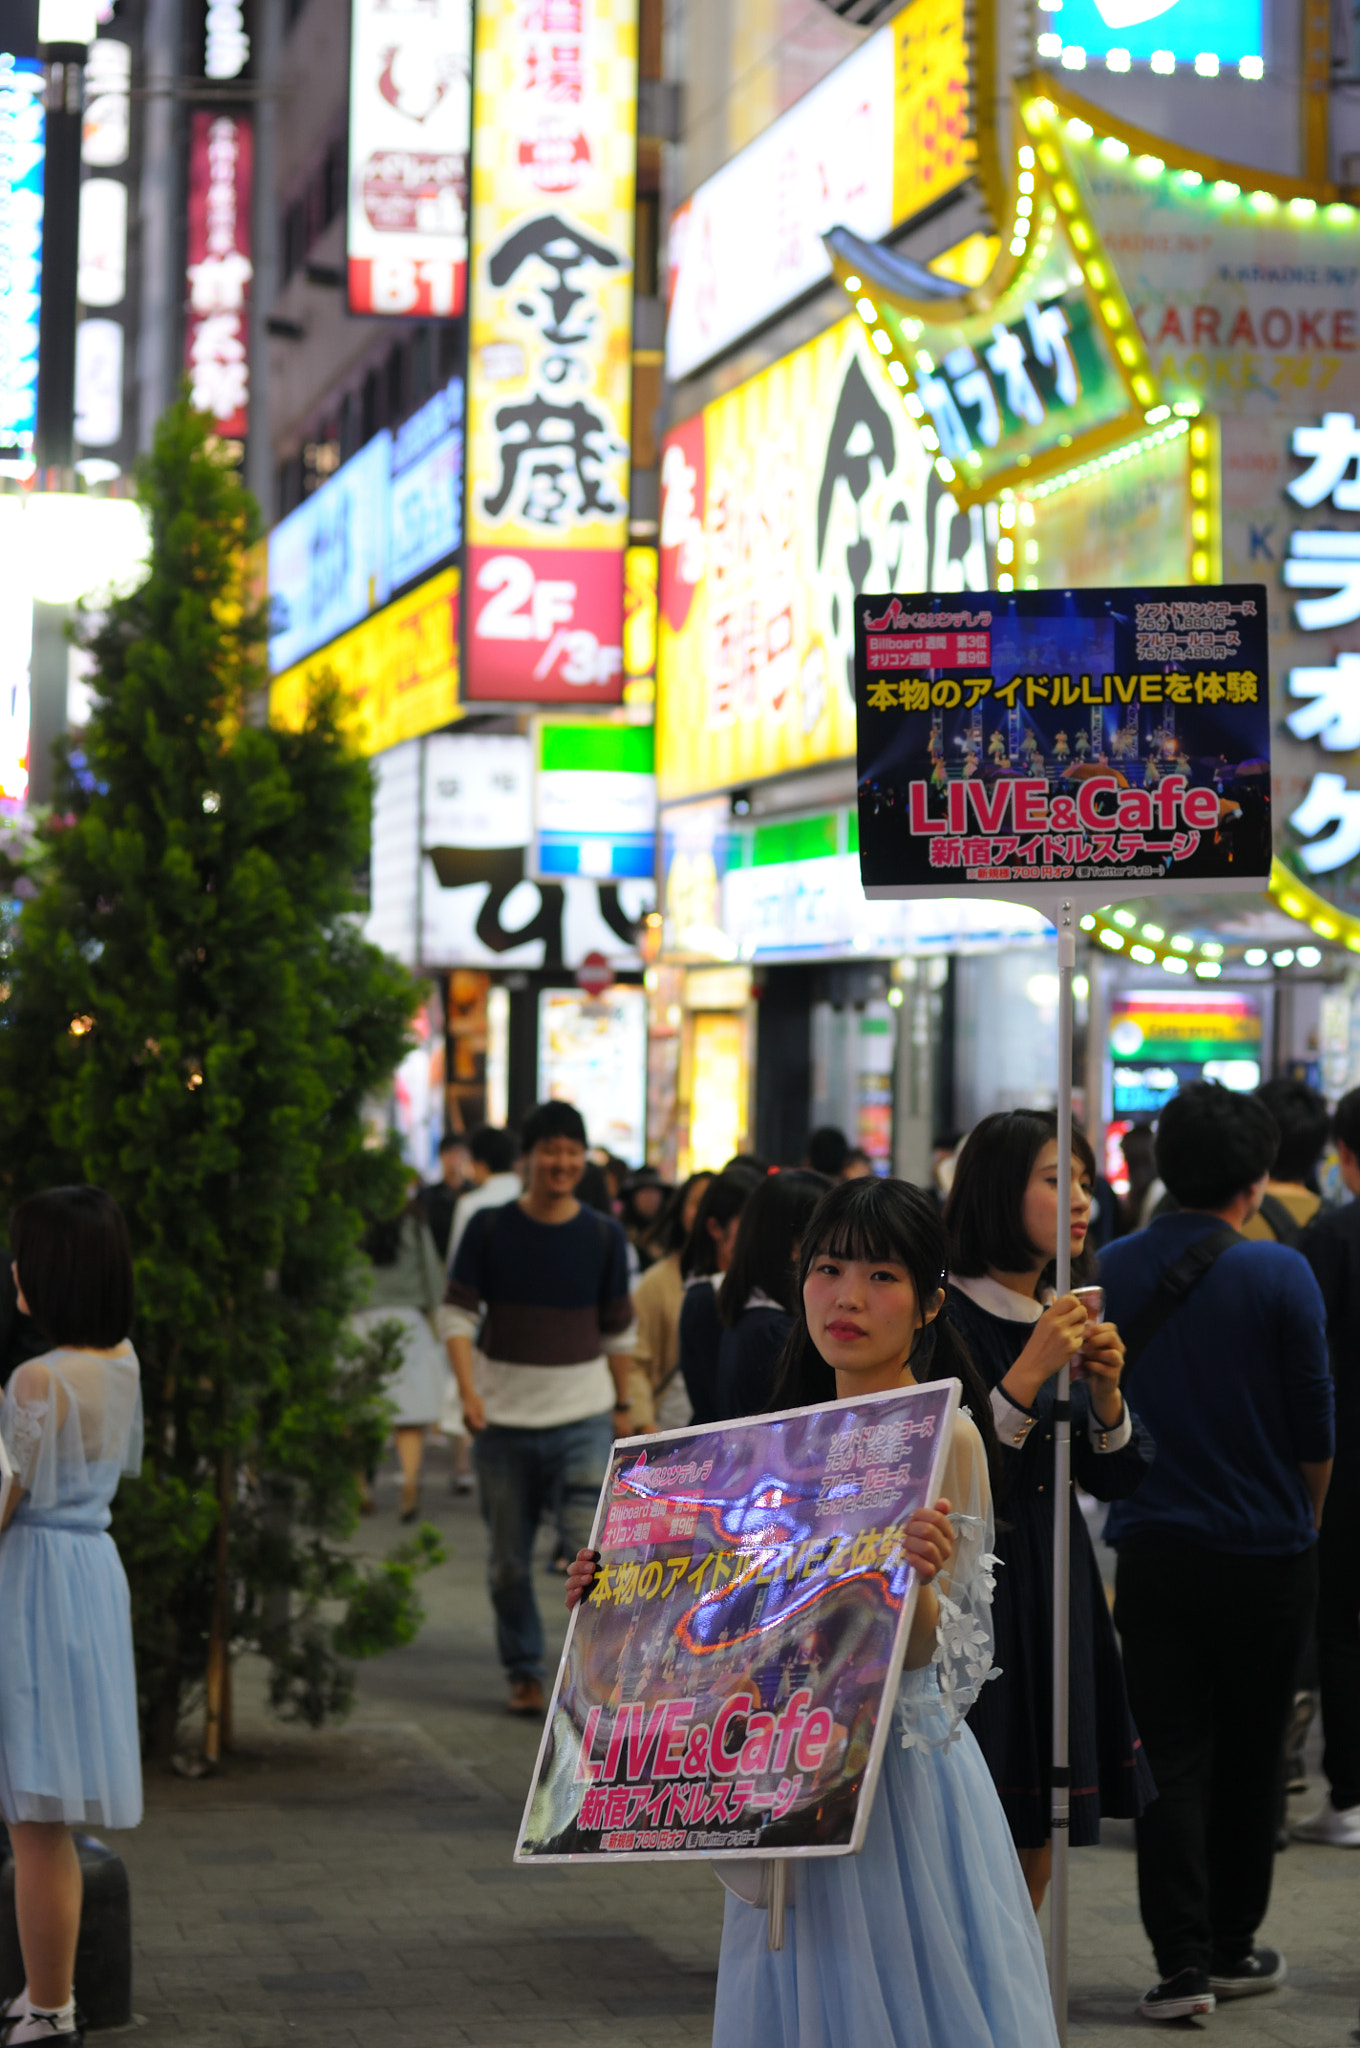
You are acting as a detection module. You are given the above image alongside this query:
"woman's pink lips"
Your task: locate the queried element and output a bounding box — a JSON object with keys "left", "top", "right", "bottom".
{"left": 826, "top": 1320, "right": 867, "bottom": 1339}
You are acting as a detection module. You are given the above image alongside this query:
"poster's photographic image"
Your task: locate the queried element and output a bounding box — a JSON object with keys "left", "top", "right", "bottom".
{"left": 855, "top": 585, "right": 1272, "bottom": 898}
{"left": 517, "top": 1380, "right": 957, "bottom": 1864}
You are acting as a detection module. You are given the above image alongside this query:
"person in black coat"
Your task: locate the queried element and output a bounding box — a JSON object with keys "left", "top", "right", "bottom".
{"left": 712, "top": 1170, "right": 831, "bottom": 1420}
{"left": 944, "top": 1108, "right": 1156, "bottom": 1909}
{"left": 677, "top": 1168, "right": 761, "bottom": 1425}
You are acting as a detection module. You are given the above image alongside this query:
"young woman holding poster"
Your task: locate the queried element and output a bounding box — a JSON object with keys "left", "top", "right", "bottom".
{"left": 944, "top": 1111, "right": 1155, "bottom": 1909}
{"left": 567, "top": 1176, "right": 1060, "bottom": 2048}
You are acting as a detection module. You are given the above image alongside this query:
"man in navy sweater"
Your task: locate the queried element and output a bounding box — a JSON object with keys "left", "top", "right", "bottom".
{"left": 442, "top": 1099, "right": 635, "bottom": 1717}
{"left": 1100, "top": 1081, "right": 1334, "bottom": 2024}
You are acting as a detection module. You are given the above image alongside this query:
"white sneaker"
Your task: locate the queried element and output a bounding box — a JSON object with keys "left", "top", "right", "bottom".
{"left": 1292, "top": 1797, "right": 1360, "bottom": 1847}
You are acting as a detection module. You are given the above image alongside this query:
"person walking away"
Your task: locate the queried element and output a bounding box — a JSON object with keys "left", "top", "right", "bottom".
{"left": 1240, "top": 1076, "right": 1328, "bottom": 1246}
{"left": 944, "top": 1110, "right": 1155, "bottom": 1909}
{"left": 353, "top": 1197, "right": 449, "bottom": 1520}
{"left": 625, "top": 1172, "right": 710, "bottom": 1433}
{"left": 1100, "top": 1081, "right": 1333, "bottom": 2020}
{"left": 677, "top": 1169, "right": 760, "bottom": 1426}
{"left": 445, "top": 1125, "right": 520, "bottom": 1272}
{"left": 1294, "top": 1083, "right": 1360, "bottom": 1849}
{"left": 566, "top": 1178, "right": 1060, "bottom": 2048}
{"left": 713, "top": 1170, "right": 831, "bottom": 1420}
{"left": 441, "top": 1100, "right": 635, "bottom": 1716}
{"left": 803, "top": 1126, "right": 849, "bottom": 1178}
{"left": 0, "top": 1187, "right": 143, "bottom": 2044}
{"left": 423, "top": 1135, "right": 472, "bottom": 1265}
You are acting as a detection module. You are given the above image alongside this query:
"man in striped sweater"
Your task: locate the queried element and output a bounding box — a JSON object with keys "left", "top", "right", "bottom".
{"left": 441, "top": 1099, "right": 635, "bottom": 1716}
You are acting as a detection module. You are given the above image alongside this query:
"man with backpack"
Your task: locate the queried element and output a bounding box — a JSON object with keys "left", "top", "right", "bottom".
{"left": 1099, "top": 1082, "right": 1334, "bottom": 2024}
{"left": 442, "top": 1099, "right": 636, "bottom": 1717}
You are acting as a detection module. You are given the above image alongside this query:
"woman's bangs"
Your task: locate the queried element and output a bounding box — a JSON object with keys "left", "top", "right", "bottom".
{"left": 812, "top": 1208, "right": 909, "bottom": 1272}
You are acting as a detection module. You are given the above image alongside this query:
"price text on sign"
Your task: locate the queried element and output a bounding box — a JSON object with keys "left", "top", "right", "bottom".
{"left": 854, "top": 586, "right": 1272, "bottom": 897}
{"left": 517, "top": 1380, "right": 958, "bottom": 1863}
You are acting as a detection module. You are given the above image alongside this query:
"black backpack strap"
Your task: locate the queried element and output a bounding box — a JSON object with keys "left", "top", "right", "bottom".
{"left": 1121, "top": 1227, "right": 1242, "bottom": 1371}
{"left": 1257, "top": 1191, "right": 1303, "bottom": 1248}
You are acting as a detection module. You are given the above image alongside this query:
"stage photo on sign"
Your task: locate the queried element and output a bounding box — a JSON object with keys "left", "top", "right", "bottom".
{"left": 518, "top": 1380, "right": 958, "bottom": 1863}
{"left": 855, "top": 585, "right": 1272, "bottom": 898}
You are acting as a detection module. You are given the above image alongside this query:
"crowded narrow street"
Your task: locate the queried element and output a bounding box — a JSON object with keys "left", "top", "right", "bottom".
{"left": 108, "top": 1443, "right": 1359, "bottom": 2048}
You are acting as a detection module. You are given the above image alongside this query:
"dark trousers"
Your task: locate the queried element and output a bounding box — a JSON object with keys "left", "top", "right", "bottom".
{"left": 1114, "top": 1538, "right": 1317, "bottom": 1978}
{"left": 474, "top": 1414, "right": 613, "bottom": 1683}
{"left": 1318, "top": 1462, "right": 1360, "bottom": 1811}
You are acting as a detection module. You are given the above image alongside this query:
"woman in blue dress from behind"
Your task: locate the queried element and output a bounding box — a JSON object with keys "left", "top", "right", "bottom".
{"left": 567, "top": 1177, "right": 1059, "bottom": 2048}
{"left": 0, "top": 1187, "right": 143, "bottom": 2045}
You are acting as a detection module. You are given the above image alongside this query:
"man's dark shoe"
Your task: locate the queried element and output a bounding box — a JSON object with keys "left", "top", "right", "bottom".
{"left": 507, "top": 1677, "right": 545, "bottom": 1716}
{"left": 1138, "top": 1968, "right": 1215, "bottom": 2021}
{"left": 1209, "top": 1947, "right": 1286, "bottom": 1998}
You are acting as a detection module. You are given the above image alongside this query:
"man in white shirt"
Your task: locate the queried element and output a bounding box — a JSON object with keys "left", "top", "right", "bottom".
{"left": 446, "top": 1125, "right": 522, "bottom": 1272}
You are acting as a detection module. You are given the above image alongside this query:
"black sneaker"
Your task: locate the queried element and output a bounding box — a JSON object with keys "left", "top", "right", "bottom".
{"left": 1209, "top": 1947, "right": 1286, "bottom": 1998}
{"left": 1138, "top": 1968, "right": 1215, "bottom": 2021}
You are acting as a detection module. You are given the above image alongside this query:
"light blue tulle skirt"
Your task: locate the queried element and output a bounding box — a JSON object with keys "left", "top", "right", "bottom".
{"left": 713, "top": 1668, "right": 1058, "bottom": 2048}
{"left": 0, "top": 1512, "right": 143, "bottom": 1830}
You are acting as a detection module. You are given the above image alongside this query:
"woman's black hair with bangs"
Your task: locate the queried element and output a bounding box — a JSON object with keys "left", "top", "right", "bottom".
{"left": 945, "top": 1109, "right": 1098, "bottom": 1285}
{"left": 766, "top": 1176, "right": 1002, "bottom": 1493}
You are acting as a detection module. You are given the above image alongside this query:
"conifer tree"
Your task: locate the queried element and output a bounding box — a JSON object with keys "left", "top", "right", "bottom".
{"left": 0, "top": 402, "right": 433, "bottom": 1758}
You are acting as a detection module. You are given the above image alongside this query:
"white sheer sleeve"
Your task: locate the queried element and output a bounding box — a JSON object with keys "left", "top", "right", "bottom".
{"left": 0, "top": 1348, "right": 142, "bottom": 1511}
{"left": 895, "top": 1407, "right": 1000, "bottom": 1752}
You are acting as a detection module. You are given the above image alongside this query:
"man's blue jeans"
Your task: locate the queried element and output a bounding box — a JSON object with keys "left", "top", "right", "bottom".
{"left": 474, "top": 1412, "right": 614, "bottom": 1683}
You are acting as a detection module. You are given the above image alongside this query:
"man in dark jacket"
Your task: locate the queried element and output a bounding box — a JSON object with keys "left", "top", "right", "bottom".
{"left": 1100, "top": 1083, "right": 1334, "bottom": 2022}
{"left": 1295, "top": 1085, "right": 1360, "bottom": 1849}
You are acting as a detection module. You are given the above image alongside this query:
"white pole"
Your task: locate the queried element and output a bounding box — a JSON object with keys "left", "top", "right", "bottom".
{"left": 1050, "top": 899, "right": 1076, "bottom": 2038}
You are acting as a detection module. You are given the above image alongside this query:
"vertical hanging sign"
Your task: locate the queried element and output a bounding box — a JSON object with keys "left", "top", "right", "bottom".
{"left": 346, "top": 0, "right": 472, "bottom": 317}
{"left": 464, "top": 0, "right": 638, "bottom": 703}
{"left": 0, "top": 55, "right": 45, "bottom": 461}
{"left": 184, "top": 109, "right": 253, "bottom": 443}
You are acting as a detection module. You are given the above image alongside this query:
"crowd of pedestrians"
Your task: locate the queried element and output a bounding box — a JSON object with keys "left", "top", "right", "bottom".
{"left": 0, "top": 1078, "right": 1351, "bottom": 2045}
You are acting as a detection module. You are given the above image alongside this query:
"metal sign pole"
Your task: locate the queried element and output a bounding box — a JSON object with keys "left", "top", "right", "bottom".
{"left": 1050, "top": 899, "right": 1076, "bottom": 2039}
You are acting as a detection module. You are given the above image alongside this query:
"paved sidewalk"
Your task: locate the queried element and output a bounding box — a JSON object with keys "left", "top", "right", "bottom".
{"left": 110, "top": 1445, "right": 1360, "bottom": 2046}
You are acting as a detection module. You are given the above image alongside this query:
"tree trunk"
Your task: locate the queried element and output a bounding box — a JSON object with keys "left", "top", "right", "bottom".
{"left": 203, "top": 1445, "right": 233, "bottom": 1765}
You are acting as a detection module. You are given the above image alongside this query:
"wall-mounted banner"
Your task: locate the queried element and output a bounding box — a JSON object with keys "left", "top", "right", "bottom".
{"left": 855, "top": 585, "right": 1272, "bottom": 901}
{"left": 389, "top": 374, "right": 464, "bottom": 589}
{"left": 657, "top": 317, "right": 986, "bottom": 803}
{"left": 269, "top": 565, "right": 460, "bottom": 756}
{"left": 666, "top": 0, "right": 971, "bottom": 383}
{"left": 347, "top": 0, "right": 472, "bottom": 317}
{"left": 0, "top": 56, "right": 45, "bottom": 460}
{"left": 465, "top": 0, "right": 638, "bottom": 702}
{"left": 531, "top": 718, "right": 655, "bottom": 880}
{"left": 517, "top": 1379, "right": 957, "bottom": 1862}
{"left": 185, "top": 109, "right": 253, "bottom": 442}
{"left": 267, "top": 429, "right": 392, "bottom": 671}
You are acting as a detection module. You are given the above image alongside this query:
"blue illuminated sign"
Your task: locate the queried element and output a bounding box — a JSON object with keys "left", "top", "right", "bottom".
{"left": 267, "top": 430, "right": 392, "bottom": 672}
{"left": 0, "top": 56, "right": 45, "bottom": 458}
{"left": 388, "top": 375, "right": 463, "bottom": 592}
{"left": 1042, "top": 0, "right": 1263, "bottom": 65}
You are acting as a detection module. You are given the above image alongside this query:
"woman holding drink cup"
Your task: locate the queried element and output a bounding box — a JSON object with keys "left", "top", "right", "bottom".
{"left": 944, "top": 1110, "right": 1156, "bottom": 1908}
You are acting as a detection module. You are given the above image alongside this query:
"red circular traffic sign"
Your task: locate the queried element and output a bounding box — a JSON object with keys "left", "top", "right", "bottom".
{"left": 576, "top": 951, "right": 613, "bottom": 998}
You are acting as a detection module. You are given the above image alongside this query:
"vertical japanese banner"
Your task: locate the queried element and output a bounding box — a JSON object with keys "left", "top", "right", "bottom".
{"left": 185, "top": 109, "right": 253, "bottom": 442}
{"left": 346, "top": 0, "right": 472, "bottom": 317}
{"left": 465, "top": 0, "right": 638, "bottom": 702}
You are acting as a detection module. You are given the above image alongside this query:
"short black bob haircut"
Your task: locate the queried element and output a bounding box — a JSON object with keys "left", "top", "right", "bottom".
{"left": 469, "top": 1123, "right": 519, "bottom": 1174}
{"left": 520, "top": 1099, "right": 587, "bottom": 1153}
{"left": 718, "top": 1170, "right": 831, "bottom": 1325}
{"left": 945, "top": 1109, "right": 1097, "bottom": 1281}
{"left": 1255, "top": 1076, "right": 1328, "bottom": 1188}
{"left": 767, "top": 1176, "right": 1002, "bottom": 1493}
{"left": 10, "top": 1185, "right": 135, "bottom": 1349}
{"left": 1155, "top": 1082, "right": 1278, "bottom": 1210}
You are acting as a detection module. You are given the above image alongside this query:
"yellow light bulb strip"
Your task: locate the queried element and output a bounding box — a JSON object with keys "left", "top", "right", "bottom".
{"left": 1267, "top": 859, "right": 1360, "bottom": 952}
{"left": 1075, "top": 859, "right": 1356, "bottom": 971}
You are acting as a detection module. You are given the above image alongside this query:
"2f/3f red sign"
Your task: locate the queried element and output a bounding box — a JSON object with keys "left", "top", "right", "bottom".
{"left": 467, "top": 546, "right": 624, "bottom": 701}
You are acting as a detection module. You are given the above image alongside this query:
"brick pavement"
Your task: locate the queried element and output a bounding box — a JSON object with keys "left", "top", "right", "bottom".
{"left": 108, "top": 1444, "right": 1360, "bottom": 2046}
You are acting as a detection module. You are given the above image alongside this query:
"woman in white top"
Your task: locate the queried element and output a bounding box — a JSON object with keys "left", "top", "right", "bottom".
{"left": 0, "top": 1186, "right": 143, "bottom": 2045}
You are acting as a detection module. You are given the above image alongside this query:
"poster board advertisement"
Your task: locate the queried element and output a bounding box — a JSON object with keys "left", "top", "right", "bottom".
{"left": 854, "top": 586, "right": 1272, "bottom": 901}
{"left": 517, "top": 1378, "right": 958, "bottom": 1863}
{"left": 346, "top": 0, "right": 472, "bottom": 317}
{"left": 464, "top": 0, "right": 638, "bottom": 702}
{"left": 537, "top": 985, "right": 647, "bottom": 1165}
